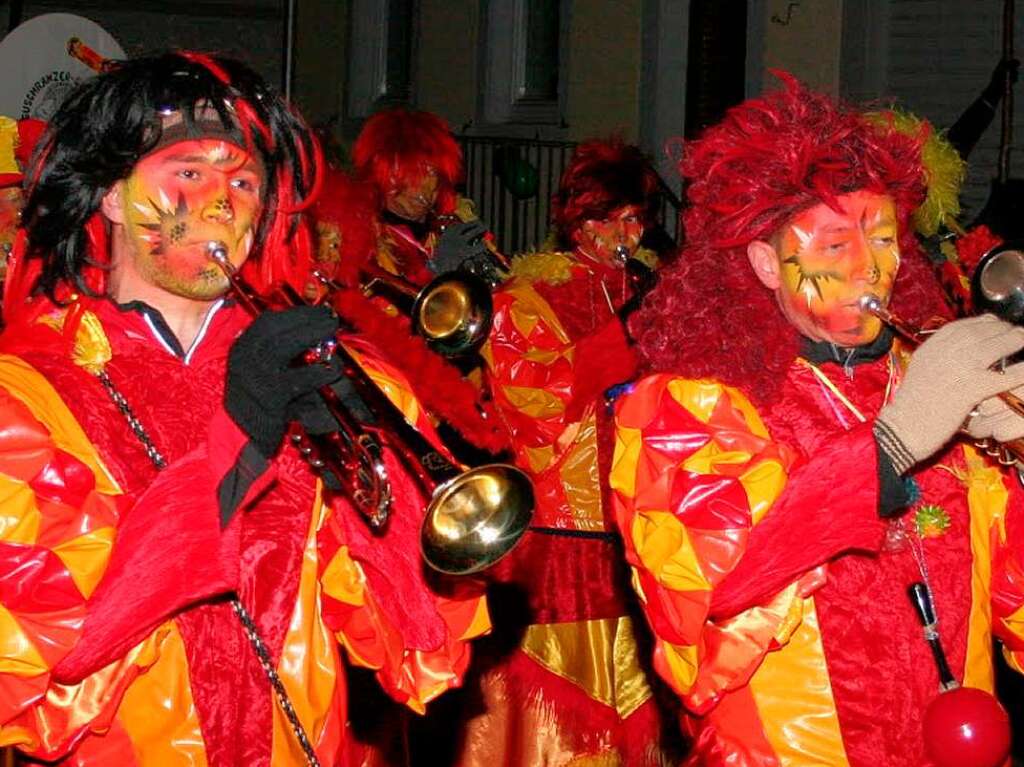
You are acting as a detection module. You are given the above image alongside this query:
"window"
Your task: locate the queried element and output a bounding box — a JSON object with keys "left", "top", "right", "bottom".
{"left": 481, "top": 0, "right": 566, "bottom": 126}
{"left": 347, "top": 0, "right": 416, "bottom": 118}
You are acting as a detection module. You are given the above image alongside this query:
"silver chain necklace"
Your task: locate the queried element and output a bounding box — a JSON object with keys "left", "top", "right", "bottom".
{"left": 93, "top": 367, "right": 322, "bottom": 767}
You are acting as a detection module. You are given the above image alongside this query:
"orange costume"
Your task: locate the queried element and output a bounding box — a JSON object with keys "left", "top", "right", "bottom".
{"left": 609, "top": 346, "right": 1024, "bottom": 766}
{"left": 450, "top": 250, "right": 675, "bottom": 766}
{"left": 611, "top": 75, "right": 1024, "bottom": 766}
{"left": 0, "top": 295, "right": 488, "bottom": 766}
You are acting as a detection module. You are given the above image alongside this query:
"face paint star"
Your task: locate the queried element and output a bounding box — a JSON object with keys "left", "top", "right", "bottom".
{"left": 783, "top": 255, "right": 842, "bottom": 301}
{"left": 138, "top": 192, "right": 191, "bottom": 255}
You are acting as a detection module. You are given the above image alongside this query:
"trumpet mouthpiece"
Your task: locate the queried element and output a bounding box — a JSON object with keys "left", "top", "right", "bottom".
{"left": 206, "top": 241, "right": 232, "bottom": 271}
{"left": 613, "top": 244, "right": 631, "bottom": 264}
{"left": 859, "top": 293, "right": 882, "bottom": 314}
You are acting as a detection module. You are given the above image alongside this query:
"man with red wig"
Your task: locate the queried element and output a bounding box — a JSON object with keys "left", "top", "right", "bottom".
{"left": 305, "top": 168, "right": 379, "bottom": 298}
{"left": 352, "top": 108, "right": 503, "bottom": 287}
{"left": 0, "top": 52, "right": 488, "bottom": 766}
{"left": 447, "top": 139, "right": 680, "bottom": 765}
{"left": 612, "top": 73, "right": 1024, "bottom": 765}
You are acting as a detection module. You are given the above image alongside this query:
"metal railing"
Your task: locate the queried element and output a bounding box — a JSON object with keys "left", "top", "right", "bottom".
{"left": 457, "top": 135, "right": 681, "bottom": 256}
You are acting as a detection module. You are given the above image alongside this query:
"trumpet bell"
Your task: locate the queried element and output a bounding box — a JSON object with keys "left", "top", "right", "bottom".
{"left": 972, "top": 242, "right": 1024, "bottom": 325}
{"left": 411, "top": 272, "right": 494, "bottom": 357}
{"left": 421, "top": 463, "right": 535, "bottom": 575}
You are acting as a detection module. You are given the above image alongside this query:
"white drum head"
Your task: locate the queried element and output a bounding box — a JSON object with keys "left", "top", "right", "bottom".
{"left": 0, "top": 13, "right": 124, "bottom": 120}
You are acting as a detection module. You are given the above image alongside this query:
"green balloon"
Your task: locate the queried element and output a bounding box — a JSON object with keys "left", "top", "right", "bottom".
{"left": 502, "top": 155, "right": 539, "bottom": 200}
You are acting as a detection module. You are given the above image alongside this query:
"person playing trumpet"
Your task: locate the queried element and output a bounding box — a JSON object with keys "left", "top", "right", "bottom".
{"left": 442, "top": 139, "right": 681, "bottom": 766}
{"left": 613, "top": 73, "right": 1024, "bottom": 766}
{"left": 351, "top": 108, "right": 505, "bottom": 288}
{"left": 0, "top": 51, "right": 488, "bottom": 766}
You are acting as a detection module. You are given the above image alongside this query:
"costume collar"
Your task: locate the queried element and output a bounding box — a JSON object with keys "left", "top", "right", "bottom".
{"left": 800, "top": 326, "right": 895, "bottom": 369}
{"left": 109, "top": 297, "right": 230, "bottom": 364}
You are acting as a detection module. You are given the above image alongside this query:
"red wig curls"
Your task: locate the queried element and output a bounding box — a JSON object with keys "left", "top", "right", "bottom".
{"left": 310, "top": 169, "right": 379, "bottom": 288}
{"left": 629, "top": 72, "right": 952, "bottom": 404}
{"left": 352, "top": 109, "right": 463, "bottom": 215}
{"left": 550, "top": 138, "right": 660, "bottom": 245}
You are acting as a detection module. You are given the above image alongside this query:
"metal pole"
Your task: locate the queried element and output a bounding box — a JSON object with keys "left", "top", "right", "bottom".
{"left": 283, "top": 0, "right": 296, "bottom": 100}
{"left": 998, "top": 0, "right": 1015, "bottom": 183}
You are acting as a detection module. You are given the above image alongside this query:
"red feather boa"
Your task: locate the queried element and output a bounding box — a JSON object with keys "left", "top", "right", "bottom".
{"left": 329, "top": 288, "right": 510, "bottom": 454}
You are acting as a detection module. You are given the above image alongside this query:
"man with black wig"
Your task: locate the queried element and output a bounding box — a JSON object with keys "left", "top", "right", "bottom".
{"left": 0, "top": 51, "right": 488, "bottom": 766}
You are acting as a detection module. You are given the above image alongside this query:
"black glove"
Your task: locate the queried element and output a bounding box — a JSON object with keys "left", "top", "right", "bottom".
{"left": 429, "top": 220, "right": 503, "bottom": 283}
{"left": 983, "top": 58, "right": 1020, "bottom": 104}
{"left": 226, "top": 305, "right": 344, "bottom": 459}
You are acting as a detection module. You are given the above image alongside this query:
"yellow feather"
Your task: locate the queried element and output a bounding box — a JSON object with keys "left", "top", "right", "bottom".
{"left": 509, "top": 250, "right": 576, "bottom": 285}
{"left": 0, "top": 116, "right": 19, "bottom": 177}
{"left": 866, "top": 109, "right": 966, "bottom": 237}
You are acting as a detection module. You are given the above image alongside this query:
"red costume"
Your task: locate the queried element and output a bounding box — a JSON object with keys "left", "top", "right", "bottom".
{"left": 0, "top": 296, "right": 488, "bottom": 767}
{"left": 612, "top": 74, "right": 1024, "bottom": 766}
{"left": 0, "top": 117, "right": 45, "bottom": 287}
{"left": 351, "top": 109, "right": 492, "bottom": 287}
{"left": 0, "top": 52, "right": 488, "bottom": 766}
{"left": 449, "top": 140, "right": 678, "bottom": 766}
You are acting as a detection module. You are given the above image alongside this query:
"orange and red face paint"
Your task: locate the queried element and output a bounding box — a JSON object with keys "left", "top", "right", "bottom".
{"left": 774, "top": 190, "right": 900, "bottom": 347}
{"left": 574, "top": 204, "right": 644, "bottom": 269}
{"left": 118, "top": 138, "right": 264, "bottom": 300}
{"left": 384, "top": 164, "right": 440, "bottom": 223}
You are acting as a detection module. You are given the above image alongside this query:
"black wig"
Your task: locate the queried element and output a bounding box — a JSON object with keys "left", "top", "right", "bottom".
{"left": 12, "top": 50, "right": 320, "bottom": 309}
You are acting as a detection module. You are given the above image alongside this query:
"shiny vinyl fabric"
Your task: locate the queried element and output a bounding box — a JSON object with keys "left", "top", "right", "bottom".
{"left": 610, "top": 348, "right": 1024, "bottom": 766}
{"left": 453, "top": 252, "right": 674, "bottom": 766}
{"left": 0, "top": 297, "right": 488, "bottom": 765}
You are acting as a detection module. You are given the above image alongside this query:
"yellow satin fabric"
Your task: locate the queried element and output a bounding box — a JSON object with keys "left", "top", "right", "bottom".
{"left": 962, "top": 444, "right": 1008, "bottom": 691}
{"left": 116, "top": 624, "right": 208, "bottom": 767}
{"left": 558, "top": 413, "right": 604, "bottom": 530}
{"left": 271, "top": 488, "right": 343, "bottom": 766}
{"left": 520, "top": 616, "right": 653, "bottom": 718}
{"left": 746, "top": 598, "right": 850, "bottom": 766}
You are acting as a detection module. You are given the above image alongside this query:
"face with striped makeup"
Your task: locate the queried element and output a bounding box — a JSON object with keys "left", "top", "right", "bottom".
{"left": 112, "top": 137, "right": 265, "bottom": 300}
{"left": 748, "top": 190, "right": 901, "bottom": 347}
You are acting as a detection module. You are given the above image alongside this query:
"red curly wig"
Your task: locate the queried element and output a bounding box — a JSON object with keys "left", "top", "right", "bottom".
{"left": 352, "top": 108, "right": 463, "bottom": 216}
{"left": 550, "top": 138, "right": 661, "bottom": 246}
{"left": 310, "top": 169, "right": 379, "bottom": 287}
{"left": 629, "top": 72, "right": 953, "bottom": 405}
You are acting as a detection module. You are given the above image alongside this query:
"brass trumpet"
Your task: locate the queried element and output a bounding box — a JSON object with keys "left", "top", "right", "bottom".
{"left": 860, "top": 280, "right": 1024, "bottom": 467}
{"left": 321, "top": 263, "right": 494, "bottom": 358}
{"left": 208, "top": 242, "right": 535, "bottom": 575}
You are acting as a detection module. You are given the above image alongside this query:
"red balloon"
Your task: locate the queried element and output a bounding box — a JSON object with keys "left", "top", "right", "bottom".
{"left": 923, "top": 687, "right": 1011, "bottom": 767}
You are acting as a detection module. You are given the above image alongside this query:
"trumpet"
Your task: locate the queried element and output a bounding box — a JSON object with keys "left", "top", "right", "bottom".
{"left": 320, "top": 263, "right": 494, "bottom": 358}
{"left": 860, "top": 281, "right": 1024, "bottom": 467}
{"left": 207, "top": 241, "right": 535, "bottom": 575}
{"left": 433, "top": 212, "right": 513, "bottom": 276}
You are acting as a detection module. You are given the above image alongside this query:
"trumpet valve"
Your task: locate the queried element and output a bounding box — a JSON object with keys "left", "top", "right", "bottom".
{"left": 303, "top": 338, "right": 337, "bottom": 365}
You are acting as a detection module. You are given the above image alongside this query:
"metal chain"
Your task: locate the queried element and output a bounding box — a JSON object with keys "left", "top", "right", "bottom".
{"left": 94, "top": 368, "right": 321, "bottom": 766}
{"left": 231, "top": 599, "right": 321, "bottom": 766}
{"left": 96, "top": 371, "right": 168, "bottom": 469}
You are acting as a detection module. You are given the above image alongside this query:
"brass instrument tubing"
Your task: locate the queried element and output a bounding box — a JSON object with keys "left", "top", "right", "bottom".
{"left": 860, "top": 293, "right": 1024, "bottom": 465}
{"left": 208, "top": 242, "right": 393, "bottom": 527}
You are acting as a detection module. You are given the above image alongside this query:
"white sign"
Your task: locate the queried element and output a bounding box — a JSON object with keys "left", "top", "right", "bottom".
{"left": 0, "top": 13, "right": 124, "bottom": 120}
